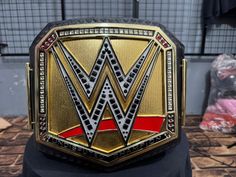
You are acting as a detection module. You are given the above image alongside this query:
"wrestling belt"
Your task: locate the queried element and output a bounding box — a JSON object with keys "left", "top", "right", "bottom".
{"left": 26, "top": 18, "right": 187, "bottom": 169}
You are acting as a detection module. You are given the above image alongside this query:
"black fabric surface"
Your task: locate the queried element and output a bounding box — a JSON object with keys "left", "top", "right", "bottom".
{"left": 203, "top": 0, "right": 236, "bottom": 25}
{"left": 21, "top": 131, "right": 192, "bottom": 177}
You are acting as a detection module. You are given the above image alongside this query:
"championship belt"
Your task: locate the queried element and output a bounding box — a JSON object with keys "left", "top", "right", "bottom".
{"left": 26, "top": 18, "right": 187, "bottom": 169}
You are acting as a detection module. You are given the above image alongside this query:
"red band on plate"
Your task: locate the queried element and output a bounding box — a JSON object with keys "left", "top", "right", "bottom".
{"left": 59, "top": 116, "right": 164, "bottom": 138}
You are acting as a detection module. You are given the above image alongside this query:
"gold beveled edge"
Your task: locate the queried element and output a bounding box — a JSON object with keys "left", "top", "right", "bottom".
{"left": 163, "top": 47, "right": 179, "bottom": 137}
{"left": 32, "top": 22, "right": 181, "bottom": 165}
{"left": 38, "top": 130, "right": 177, "bottom": 167}
{"left": 34, "top": 23, "right": 176, "bottom": 51}
{"left": 46, "top": 131, "right": 169, "bottom": 157}
{"left": 172, "top": 48, "right": 179, "bottom": 134}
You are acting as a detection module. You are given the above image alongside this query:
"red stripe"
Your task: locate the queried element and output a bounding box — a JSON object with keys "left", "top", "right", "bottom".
{"left": 59, "top": 116, "right": 164, "bottom": 138}
{"left": 133, "top": 116, "right": 164, "bottom": 132}
{"left": 58, "top": 126, "right": 84, "bottom": 139}
{"left": 98, "top": 118, "right": 117, "bottom": 131}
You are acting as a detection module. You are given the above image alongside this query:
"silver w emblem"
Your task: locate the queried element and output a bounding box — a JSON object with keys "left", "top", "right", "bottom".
{"left": 51, "top": 38, "right": 160, "bottom": 144}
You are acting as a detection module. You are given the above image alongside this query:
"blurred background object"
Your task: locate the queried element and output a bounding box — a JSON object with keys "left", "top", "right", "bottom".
{"left": 200, "top": 54, "right": 236, "bottom": 134}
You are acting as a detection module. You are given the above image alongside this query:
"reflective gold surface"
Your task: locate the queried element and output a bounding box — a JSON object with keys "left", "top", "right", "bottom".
{"left": 47, "top": 38, "right": 165, "bottom": 136}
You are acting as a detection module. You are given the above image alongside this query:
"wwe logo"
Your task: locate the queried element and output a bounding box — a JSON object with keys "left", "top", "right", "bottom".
{"left": 51, "top": 38, "right": 161, "bottom": 144}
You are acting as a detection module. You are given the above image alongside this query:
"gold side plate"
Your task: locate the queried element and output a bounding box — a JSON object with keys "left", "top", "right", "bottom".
{"left": 181, "top": 59, "right": 187, "bottom": 126}
{"left": 26, "top": 63, "right": 34, "bottom": 129}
